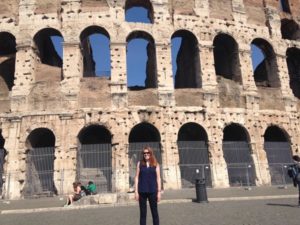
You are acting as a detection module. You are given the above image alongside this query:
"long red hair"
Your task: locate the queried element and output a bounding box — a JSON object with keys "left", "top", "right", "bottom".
{"left": 140, "top": 146, "right": 158, "bottom": 167}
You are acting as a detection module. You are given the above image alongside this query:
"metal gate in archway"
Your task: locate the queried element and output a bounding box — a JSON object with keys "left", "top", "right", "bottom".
{"left": 77, "top": 144, "right": 112, "bottom": 193}
{"left": 128, "top": 142, "right": 162, "bottom": 189}
{"left": 264, "top": 142, "right": 293, "bottom": 185}
{"left": 0, "top": 148, "right": 5, "bottom": 195}
{"left": 24, "top": 147, "right": 56, "bottom": 197}
{"left": 223, "top": 142, "right": 256, "bottom": 187}
{"left": 178, "top": 141, "right": 212, "bottom": 188}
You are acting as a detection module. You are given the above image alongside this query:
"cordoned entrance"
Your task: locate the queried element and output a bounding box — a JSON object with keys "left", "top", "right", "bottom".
{"left": 128, "top": 123, "right": 162, "bottom": 190}
{"left": 24, "top": 128, "right": 56, "bottom": 197}
{"left": 177, "top": 123, "right": 212, "bottom": 188}
{"left": 264, "top": 126, "right": 293, "bottom": 185}
{"left": 77, "top": 125, "right": 112, "bottom": 193}
{"left": 222, "top": 124, "right": 256, "bottom": 187}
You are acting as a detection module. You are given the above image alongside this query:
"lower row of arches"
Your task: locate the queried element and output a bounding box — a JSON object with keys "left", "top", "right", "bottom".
{"left": 0, "top": 122, "right": 295, "bottom": 197}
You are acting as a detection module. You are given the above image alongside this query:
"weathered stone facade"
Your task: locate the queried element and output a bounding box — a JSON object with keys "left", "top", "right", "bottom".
{"left": 0, "top": 0, "right": 300, "bottom": 199}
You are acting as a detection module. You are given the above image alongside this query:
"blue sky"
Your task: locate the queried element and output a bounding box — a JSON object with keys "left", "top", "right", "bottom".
{"left": 51, "top": 7, "right": 264, "bottom": 86}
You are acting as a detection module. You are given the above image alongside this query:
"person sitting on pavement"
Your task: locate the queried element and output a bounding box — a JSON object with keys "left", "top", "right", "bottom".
{"left": 86, "top": 181, "right": 97, "bottom": 195}
{"left": 64, "top": 181, "right": 84, "bottom": 206}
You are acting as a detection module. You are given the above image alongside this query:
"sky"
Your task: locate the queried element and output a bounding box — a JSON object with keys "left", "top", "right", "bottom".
{"left": 51, "top": 7, "right": 264, "bottom": 86}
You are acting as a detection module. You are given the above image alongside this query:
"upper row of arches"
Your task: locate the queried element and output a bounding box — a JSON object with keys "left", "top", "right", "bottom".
{"left": 1, "top": 27, "right": 300, "bottom": 97}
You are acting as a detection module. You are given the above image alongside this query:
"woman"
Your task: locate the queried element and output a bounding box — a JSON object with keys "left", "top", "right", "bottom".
{"left": 65, "top": 181, "right": 83, "bottom": 206}
{"left": 135, "top": 146, "right": 161, "bottom": 225}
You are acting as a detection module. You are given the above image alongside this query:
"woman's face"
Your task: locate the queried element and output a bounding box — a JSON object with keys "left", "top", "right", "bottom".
{"left": 143, "top": 149, "right": 151, "bottom": 160}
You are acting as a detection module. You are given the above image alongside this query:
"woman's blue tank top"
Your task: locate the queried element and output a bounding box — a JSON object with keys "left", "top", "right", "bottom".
{"left": 138, "top": 162, "right": 157, "bottom": 193}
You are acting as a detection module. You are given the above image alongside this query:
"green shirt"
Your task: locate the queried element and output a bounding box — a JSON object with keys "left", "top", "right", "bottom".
{"left": 87, "top": 183, "right": 97, "bottom": 193}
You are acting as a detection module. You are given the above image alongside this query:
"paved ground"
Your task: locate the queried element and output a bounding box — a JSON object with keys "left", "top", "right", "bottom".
{"left": 0, "top": 186, "right": 299, "bottom": 225}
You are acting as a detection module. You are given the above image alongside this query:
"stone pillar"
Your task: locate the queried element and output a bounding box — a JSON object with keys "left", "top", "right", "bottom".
{"left": 111, "top": 117, "right": 129, "bottom": 193}
{"left": 264, "top": 2, "right": 282, "bottom": 38}
{"left": 199, "top": 42, "right": 218, "bottom": 91}
{"left": 110, "top": 42, "right": 128, "bottom": 108}
{"left": 60, "top": 42, "right": 82, "bottom": 109}
{"left": 231, "top": 0, "right": 247, "bottom": 23}
{"left": 251, "top": 141, "right": 271, "bottom": 185}
{"left": 239, "top": 46, "right": 257, "bottom": 92}
{"left": 2, "top": 118, "right": 22, "bottom": 199}
{"left": 11, "top": 43, "right": 36, "bottom": 112}
{"left": 156, "top": 42, "right": 175, "bottom": 106}
{"left": 55, "top": 114, "right": 78, "bottom": 194}
{"left": 194, "top": 0, "right": 210, "bottom": 17}
{"left": 209, "top": 141, "right": 230, "bottom": 188}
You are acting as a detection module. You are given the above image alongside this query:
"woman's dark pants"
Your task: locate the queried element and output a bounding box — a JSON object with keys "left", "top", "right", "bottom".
{"left": 139, "top": 192, "right": 159, "bottom": 225}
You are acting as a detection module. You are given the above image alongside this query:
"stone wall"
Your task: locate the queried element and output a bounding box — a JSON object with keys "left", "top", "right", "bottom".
{"left": 0, "top": 0, "right": 300, "bottom": 199}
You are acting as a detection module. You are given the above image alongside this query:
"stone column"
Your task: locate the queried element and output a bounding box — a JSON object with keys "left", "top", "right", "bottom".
{"left": 209, "top": 141, "right": 230, "bottom": 188}
{"left": 251, "top": 141, "right": 271, "bottom": 185}
{"left": 264, "top": 2, "right": 282, "bottom": 38}
{"left": 2, "top": 118, "right": 22, "bottom": 199}
{"left": 194, "top": 0, "right": 210, "bottom": 17}
{"left": 231, "top": 0, "right": 247, "bottom": 23}
{"left": 199, "top": 42, "right": 218, "bottom": 91}
{"left": 110, "top": 42, "right": 128, "bottom": 109}
{"left": 11, "top": 43, "right": 36, "bottom": 112}
{"left": 55, "top": 114, "right": 78, "bottom": 194}
{"left": 60, "top": 41, "right": 82, "bottom": 109}
{"left": 156, "top": 42, "right": 175, "bottom": 106}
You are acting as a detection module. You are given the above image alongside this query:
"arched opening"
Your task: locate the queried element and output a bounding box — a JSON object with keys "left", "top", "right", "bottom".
{"left": 264, "top": 126, "right": 293, "bottom": 185}
{"left": 280, "top": 0, "right": 291, "bottom": 13}
{"left": 171, "top": 30, "right": 201, "bottom": 88}
{"left": 0, "top": 32, "right": 16, "bottom": 102}
{"left": 126, "top": 31, "right": 157, "bottom": 90}
{"left": 24, "top": 128, "right": 56, "bottom": 197}
{"left": 251, "top": 39, "right": 280, "bottom": 87}
{"left": 177, "top": 123, "right": 211, "bottom": 188}
{"left": 125, "top": 0, "right": 154, "bottom": 23}
{"left": 77, "top": 125, "right": 112, "bottom": 193}
{"left": 281, "top": 19, "right": 300, "bottom": 40}
{"left": 80, "top": 26, "right": 111, "bottom": 77}
{"left": 128, "top": 123, "right": 162, "bottom": 189}
{"left": 33, "top": 28, "right": 63, "bottom": 81}
{"left": 286, "top": 47, "right": 300, "bottom": 98}
{"left": 0, "top": 131, "right": 6, "bottom": 196}
{"left": 222, "top": 124, "right": 256, "bottom": 187}
{"left": 213, "top": 33, "right": 241, "bottom": 83}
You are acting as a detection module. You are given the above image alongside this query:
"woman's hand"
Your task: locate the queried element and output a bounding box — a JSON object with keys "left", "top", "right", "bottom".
{"left": 157, "top": 191, "right": 161, "bottom": 202}
{"left": 135, "top": 192, "right": 139, "bottom": 201}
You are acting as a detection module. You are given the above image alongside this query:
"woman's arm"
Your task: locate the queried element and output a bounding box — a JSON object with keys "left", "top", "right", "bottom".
{"left": 156, "top": 164, "right": 161, "bottom": 202}
{"left": 134, "top": 161, "right": 140, "bottom": 201}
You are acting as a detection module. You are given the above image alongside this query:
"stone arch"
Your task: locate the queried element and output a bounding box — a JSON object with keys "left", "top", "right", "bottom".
{"left": 177, "top": 122, "right": 212, "bottom": 188}
{"left": 264, "top": 125, "right": 293, "bottom": 185}
{"left": 213, "top": 33, "right": 241, "bottom": 83}
{"left": 77, "top": 124, "right": 112, "bottom": 193}
{"left": 128, "top": 122, "right": 161, "bottom": 189}
{"left": 80, "top": 26, "right": 111, "bottom": 77}
{"left": 281, "top": 19, "right": 300, "bottom": 41}
{"left": 222, "top": 123, "right": 256, "bottom": 187}
{"left": 125, "top": 0, "right": 154, "bottom": 23}
{"left": 126, "top": 31, "right": 157, "bottom": 90}
{"left": 24, "top": 128, "right": 56, "bottom": 197}
{"left": 251, "top": 38, "right": 280, "bottom": 88}
{"left": 171, "top": 30, "right": 201, "bottom": 88}
{"left": 286, "top": 47, "right": 300, "bottom": 98}
{"left": 33, "top": 28, "right": 63, "bottom": 68}
{"left": 0, "top": 32, "right": 16, "bottom": 95}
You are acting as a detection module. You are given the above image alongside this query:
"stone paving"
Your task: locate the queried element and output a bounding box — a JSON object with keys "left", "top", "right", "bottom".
{"left": 0, "top": 186, "right": 299, "bottom": 225}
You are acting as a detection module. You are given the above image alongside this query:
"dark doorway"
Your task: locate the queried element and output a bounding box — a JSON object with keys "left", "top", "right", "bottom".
{"left": 128, "top": 123, "right": 162, "bottom": 189}
{"left": 24, "top": 128, "right": 56, "bottom": 198}
{"left": 222, "top": 124, "right": 256, "bottom": 187}
{"left": 264, "top": 126, "right": 293, "bottom": 185}
{"left": 78, "top": 125, "right": 112, "bottom": 193}
{"left": 177, "top": 123, "right": 211, "bottom": 188}
{"left": 286, "top": 47, "right": 300, "bottom": 98}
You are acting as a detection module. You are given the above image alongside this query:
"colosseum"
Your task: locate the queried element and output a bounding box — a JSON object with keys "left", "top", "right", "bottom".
{"left": 0, "top": 0, "right": 300, "bottom": 200}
